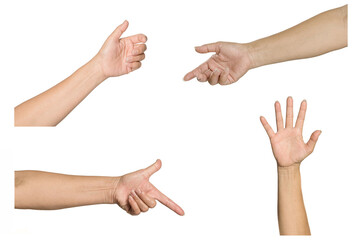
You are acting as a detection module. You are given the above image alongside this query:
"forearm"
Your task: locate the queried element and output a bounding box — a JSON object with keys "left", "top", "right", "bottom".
{"left": 14, "top": 58, "right": 106, "bottom": 126}
{"left": 248, "top": 5, "right": 347, "bottom": 68}
{"left": 277, "top": 164, "right": 310, "bottom": 235}
{"left": 15, "top": 171, "right": 119, "bottom": 210}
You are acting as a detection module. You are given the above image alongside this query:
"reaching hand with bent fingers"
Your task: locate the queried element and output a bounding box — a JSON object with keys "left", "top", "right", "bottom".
{"left": 183, "top": 42, "right": 252, "bottom": 85}
{"left": 184, "top": 5, "right": 347, "bottom": 86}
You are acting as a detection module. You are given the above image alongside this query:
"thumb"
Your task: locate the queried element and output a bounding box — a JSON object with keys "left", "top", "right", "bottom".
{"left": 306, "top": 130, "right": 322, "bottom": 154}
{"left": 195, "top": 42, "right": 220, "bottom": 54}
{"left": 144, "top": 159, "right": 162, "bottom": 177}
{"left": 110, "top": 20, "right": 129, "bottom": 39}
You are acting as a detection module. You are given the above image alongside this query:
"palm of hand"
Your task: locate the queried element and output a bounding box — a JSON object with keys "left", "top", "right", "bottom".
{"left": 260, "top": 97, "right": 321, "bottom": 168}
{"left": 208, "top": 43, "right": 251, "bottom": 84}
{"left": 270, "top": 128, "right": 309, "bottom": 167}
{"left": 100, "top": 38, "right": 135, "bottom": 77}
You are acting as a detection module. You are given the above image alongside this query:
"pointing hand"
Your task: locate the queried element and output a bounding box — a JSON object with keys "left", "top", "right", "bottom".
{"left": 113, "top": 160, "right": 184, "bottom": 216}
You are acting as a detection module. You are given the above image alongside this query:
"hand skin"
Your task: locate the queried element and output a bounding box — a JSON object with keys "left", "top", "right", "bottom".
{"left": 184, "top": 5, "right": 347, "bottom": 85}
{"left": 14, "top": 20, "right": 147, "bottom": 126}
{"left": 15, "top": 160, "right": 184, "bottom": 216}
{"left": 260, "top": 97, "right": 321, "bottom": 235}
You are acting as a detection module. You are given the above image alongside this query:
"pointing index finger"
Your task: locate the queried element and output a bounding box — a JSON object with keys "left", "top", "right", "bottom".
{"left": 150, "top": 187, "right": 184, "bottom": 216}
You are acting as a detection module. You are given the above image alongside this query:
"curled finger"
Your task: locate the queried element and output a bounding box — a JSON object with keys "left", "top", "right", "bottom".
{"left": 131, "top": 190, "right": 149, "bottom": 212}
{"left": 209, "top": 68, "right": 221, "bottom": 85}
{"left": 136, "top": 189, "right": 157, "bottom": 208}
{"left": 127, "top": 54, "right": 145, "bottom": 63}
{"left": 128, "top": 195, "right": 141, "bottom": 215}
{"left": 132, "top": 44, "right": 147, "bottom": 55}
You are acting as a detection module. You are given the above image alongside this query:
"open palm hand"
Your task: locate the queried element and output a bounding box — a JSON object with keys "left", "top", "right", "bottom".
{"left": 184, "top": 42, "right": 252, "bottom": 85}
{"left": 260, "top": 97, "right": 321, "bottom": 167}
{"left": 114, "top": 159, "right": 184, "bottom": 216}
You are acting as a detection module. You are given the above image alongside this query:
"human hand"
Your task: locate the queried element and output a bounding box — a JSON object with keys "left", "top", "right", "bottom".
{"left": 260, "top": 97, "right": 321, "bottom": 167}
{"left": 183, "top": 42, "right": 252, "bottom": 85}
{"left": 94, "top": 20, "right": 147, "bottom": 79}
{"left": 113, "top": 159, "right": 184, "bottom": 216}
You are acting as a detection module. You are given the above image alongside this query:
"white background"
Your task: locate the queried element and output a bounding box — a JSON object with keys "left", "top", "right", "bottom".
{"left": 1, "top": 0, "right": 360, "bottom": 239}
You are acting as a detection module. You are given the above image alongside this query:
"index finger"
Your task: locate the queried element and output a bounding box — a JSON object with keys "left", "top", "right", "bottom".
{"left": 184, "top": 62, "right": 209, "bottom": 81}
{"left": 125, "top": 34, "right": 148, "bottom": 44}
{"left": 151, "top": 188, "right": 184, "bottom": 216}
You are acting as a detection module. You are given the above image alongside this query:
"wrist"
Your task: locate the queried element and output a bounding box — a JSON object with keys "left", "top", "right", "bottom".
{"left": 105, "top": 177, "right": 121, "bottom": 204}
{"left": 88, "top": 56, "right": 108, "bottom": 84}
{"left": 86, "top": 176, "right": 120, "bottom": 205}
{"left": 245, "top": 40, "right": 264, "bottom": 69}
{"left": 277, "top": 163, "right": 301, "bottom": 175}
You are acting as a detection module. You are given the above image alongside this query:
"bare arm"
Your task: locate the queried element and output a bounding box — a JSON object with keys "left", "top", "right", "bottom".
{"left": 14, "top": 59, "right": 105, "bottom": 126}
{"left": 15, "top": 20, "right": 147, "bottom": 126}
{"left": 277, "top": 164, "right": 310, "bottom": 235}
{"left": 249, "top": 5, "right": 348, "bottom": 68}
{"left": 15, "top": 160, "right": 184, "bottom": 216}
{"left": 15, "top": 170, "right": 117, "bottom": 209}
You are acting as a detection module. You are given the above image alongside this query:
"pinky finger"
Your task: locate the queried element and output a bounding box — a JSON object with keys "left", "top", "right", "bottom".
{"left": 129, "top": 62, "right": 142, "bottom": 72}
{"left": 260, "top": 116, "right": 275, "bottom": 138}
{"left": 128, "top": 195, "right": 141, "bottom": 215}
